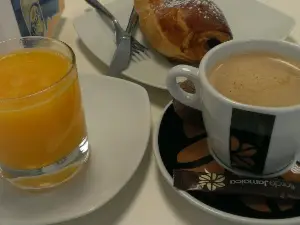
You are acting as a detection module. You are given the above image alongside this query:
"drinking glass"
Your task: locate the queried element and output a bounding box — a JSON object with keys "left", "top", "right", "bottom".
{"left": 0, "top": 37, "right": 90, "bottom": 190}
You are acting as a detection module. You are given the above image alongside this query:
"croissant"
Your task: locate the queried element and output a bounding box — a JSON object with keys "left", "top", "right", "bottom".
{"left": 134, "top": 0, "right": 233, "bottom": 64}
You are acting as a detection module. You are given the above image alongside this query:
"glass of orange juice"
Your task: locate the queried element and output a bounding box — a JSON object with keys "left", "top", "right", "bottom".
{"left": 0, "top": 36, "right": 90, "bottom": 190}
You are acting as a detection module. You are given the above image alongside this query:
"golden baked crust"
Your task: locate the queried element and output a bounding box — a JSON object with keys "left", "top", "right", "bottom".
{"left": 134, "top": 0, "right": 233, "bottom": 64}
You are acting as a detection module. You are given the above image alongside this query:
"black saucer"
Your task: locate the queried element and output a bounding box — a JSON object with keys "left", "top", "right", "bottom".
{"left": 156, "top": 102, "right": 300, "bottom": 220}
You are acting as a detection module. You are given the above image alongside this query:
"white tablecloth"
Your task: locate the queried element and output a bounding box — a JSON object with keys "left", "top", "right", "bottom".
{"left": 57, "top": 1, "right": 300, "bottom": 224}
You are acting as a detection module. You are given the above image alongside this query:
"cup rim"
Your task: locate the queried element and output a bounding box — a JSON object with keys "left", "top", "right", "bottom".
{"left": 199, "top": 39, "right": 300, "bottom": 114}
{"left": 0, "top": 36, "right": 76, "bottom": 102}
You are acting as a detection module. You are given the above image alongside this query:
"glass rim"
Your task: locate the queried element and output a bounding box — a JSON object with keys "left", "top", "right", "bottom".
{"left": 0, "top": 36, "right": 76, "bottom": 102}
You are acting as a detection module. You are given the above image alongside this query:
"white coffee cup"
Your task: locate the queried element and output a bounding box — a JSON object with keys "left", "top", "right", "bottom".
{"left": 166, "top": 39, "right": 300, "bottom": 178}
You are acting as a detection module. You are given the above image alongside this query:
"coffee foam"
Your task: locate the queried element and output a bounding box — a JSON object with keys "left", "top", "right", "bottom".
{"left": 208, "top": 52, "right": 300, "bottom": 107}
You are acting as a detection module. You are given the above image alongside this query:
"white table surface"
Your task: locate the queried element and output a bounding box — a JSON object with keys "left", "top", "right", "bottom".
{"left": 57, "top": 1, "right": 300, "bottom": 224}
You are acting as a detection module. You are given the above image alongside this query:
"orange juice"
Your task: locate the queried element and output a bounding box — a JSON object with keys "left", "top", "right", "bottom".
{"left": 0, "top": 43, "right": 89, "bottom": 190}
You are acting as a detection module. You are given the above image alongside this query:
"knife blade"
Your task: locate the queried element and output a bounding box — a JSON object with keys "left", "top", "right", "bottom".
{"left": 107, "top": 35, "right": 131, "bottom": 76}
{"left": 107, "top": 8, "right": 138, "bottom": 76}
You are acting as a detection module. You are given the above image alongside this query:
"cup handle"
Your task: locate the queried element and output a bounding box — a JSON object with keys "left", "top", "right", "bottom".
{"left": 166, "top": 65, "right": 202, "bottom": 111}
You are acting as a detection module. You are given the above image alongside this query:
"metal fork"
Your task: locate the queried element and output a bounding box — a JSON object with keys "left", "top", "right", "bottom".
{"left": 125, "top": 8, "right": 149, "bottom": 59}
{"left": 85, "top": 0, "right": 149, "bottom": 57}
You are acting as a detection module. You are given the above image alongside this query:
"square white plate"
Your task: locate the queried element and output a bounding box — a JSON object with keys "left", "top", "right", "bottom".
{"left": 74, "top": 0, "right": 295, "bottom": 89}
{"left": 0, "top": 74, "right": 151, "bottom": 225}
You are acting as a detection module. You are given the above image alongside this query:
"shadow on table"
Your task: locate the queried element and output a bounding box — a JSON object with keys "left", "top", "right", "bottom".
{"left": 76, "top": 38, "right": 172, "bottom": 110}
{"left": 155, "top": 166, "right": 235, "bottom": 225}
{"left": 285, "top": 36, "right": 298, "bottom": 43}
{"left": 57, "top": 140, "right": 152, "bottom": 225}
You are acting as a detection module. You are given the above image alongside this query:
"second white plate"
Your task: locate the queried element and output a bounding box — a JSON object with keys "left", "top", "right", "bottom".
{"left": 0, "top": 74, "right": 151, "bottom": 225}
{"left": 74, "top": 0, "right": 295, "bottom": 89}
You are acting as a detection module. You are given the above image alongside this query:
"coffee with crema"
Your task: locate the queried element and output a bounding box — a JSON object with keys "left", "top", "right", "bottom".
{"left": 208, "top": 52, "right": 300, "bottom": 107}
